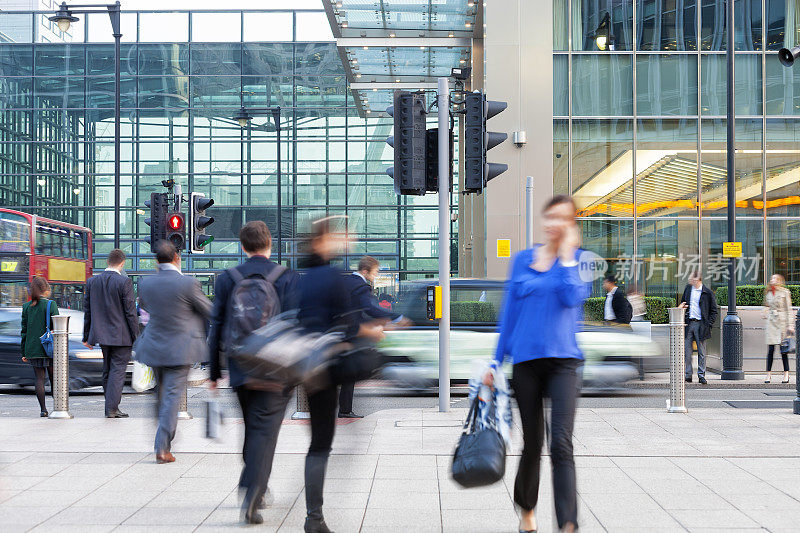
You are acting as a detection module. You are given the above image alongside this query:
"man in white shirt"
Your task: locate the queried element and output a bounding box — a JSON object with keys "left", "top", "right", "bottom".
{"left": 602, "top": 274, "right": 632, "bottom": 324}
{"left": 679, "top": 271, "right": 719, "bottom": 385}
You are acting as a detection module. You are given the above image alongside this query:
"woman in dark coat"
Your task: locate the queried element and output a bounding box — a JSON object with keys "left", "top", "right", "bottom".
{"left": 20, "top": 276, "right": 59, "bottom": 417}
{"left": 297, "top": 216, "right": 384, "bottom": 533}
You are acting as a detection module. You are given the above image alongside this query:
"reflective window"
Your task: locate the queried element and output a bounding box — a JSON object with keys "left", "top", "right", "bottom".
{"left": 244, "top": 12, "right": 293, "bottom": 42}
{"left": 192, "top": 12, "right": 241, "bottom": 43}
{"left": 765, "top": 118, "right": 800, "bottom": 216}
{"left": 701, "top": 54, "right": 762, "bottom": 115}
{"left": 636, "top": 54, "right": 698, "bottom": 115}
{"left": 572, "top": 0, "right": 634, "bottom": 51}
{"left": 637, "top": 0, "right": 698, "bottom": 51}
{"left": 554, "top": 55, "right": 568, "bottom": 116}
{"left": 572, "top": 54, "right": 633, "bottom": 116}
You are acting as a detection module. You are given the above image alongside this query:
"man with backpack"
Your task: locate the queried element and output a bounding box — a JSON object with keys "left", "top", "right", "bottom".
{"left": 208, "top": 221, "right": 299, "bottom": 525}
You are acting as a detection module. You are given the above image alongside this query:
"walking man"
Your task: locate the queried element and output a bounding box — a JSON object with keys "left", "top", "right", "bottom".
{"left": 340, "top": 255, "right": 409, "bottom": 418}
{"left": 82, "top": 248, "right": 139, "bottom": 418}
{"left": 602, "top": 274, "right": 632, "bottom": 325}
{"left": 679, "top": 271, "right": 719, "bottom": 385}
{"left": 135, "top": 241, "right": 212, "bottom": 463}
{"left": 208, "top": 221, "right": 299, "bottom": 524}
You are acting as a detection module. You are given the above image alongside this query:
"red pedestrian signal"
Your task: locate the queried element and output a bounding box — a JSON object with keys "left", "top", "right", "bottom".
{"left": 169, "top": 214, "right": 183, "bottom": 230}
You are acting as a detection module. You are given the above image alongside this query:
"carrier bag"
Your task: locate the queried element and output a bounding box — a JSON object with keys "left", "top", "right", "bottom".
{"left": 131, "top": 361, "right": 156, "bottom": 392}
{"left": 451, "top": 396, "right": 506, "bottom": 488}
{"left": 39, "top": 300, "right": 54, "bottom": 358}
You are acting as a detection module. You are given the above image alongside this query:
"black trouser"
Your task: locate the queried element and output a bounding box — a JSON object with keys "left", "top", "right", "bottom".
{"left": 766, "top": 344, "right": 790, "bottom": 372}
{"left": 305, "top": 384, "right": 338, "bottom": 520}
{"left": 338, "top": 382, "right": 354, "bottom": 414}
{"left": 512, "top": 357, "right": 580, "bottom": 530}
{"left": 101, "top": 345, "right": 131, "bottom": 415}
{"left": 235, "top": 387, "right": 291, "bottom": 507}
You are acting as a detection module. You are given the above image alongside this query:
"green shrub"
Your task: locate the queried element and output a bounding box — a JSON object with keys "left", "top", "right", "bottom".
{"left": 716, "top": 285, "right": 800, "bottom": 306}
{"left": 451, "top": 301, "right": 497, "bottom": 323}
{"left": 583, "top": 296, "right": 675, "bottom": 324}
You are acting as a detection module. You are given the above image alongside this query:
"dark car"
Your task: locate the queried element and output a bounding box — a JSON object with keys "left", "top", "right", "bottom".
{"left": 0, "top": 307, "right": 106, "bottom": 390}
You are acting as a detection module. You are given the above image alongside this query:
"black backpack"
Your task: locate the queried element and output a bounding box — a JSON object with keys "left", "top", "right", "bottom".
{"left": 223, "top": 264, "right": 287, "bottom": 350}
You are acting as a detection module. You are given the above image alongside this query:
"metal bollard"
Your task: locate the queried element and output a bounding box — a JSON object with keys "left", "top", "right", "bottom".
{"left": 49, "top": 315, "right": 73, "bottom": 419}
{"left": 177, "top": 384, "right": 192, "bottom": 420}
{"left": 667, "top": 307, "right": 688, "bottom": 413}
{"left": 291, "top": 385, "right": 311, "bottom": 420}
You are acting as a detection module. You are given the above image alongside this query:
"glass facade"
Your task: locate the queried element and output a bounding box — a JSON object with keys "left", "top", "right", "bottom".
{"left": 0, "top": 9, "right": 457, "bottom": 290}
{"left": 555, "top": 0, "right": 800, "bottom": 297}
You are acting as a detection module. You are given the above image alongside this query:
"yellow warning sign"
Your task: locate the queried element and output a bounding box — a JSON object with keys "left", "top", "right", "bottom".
{"left": 496, "top": 239, "right": 511, "bottom": 258}
{"left": 722, "top": 242, "right": 742, "bottom": 258}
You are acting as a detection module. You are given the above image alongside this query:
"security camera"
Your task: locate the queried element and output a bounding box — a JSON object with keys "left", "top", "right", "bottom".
{"left": 450, "top": 67, "right": 471, "bottom": 80}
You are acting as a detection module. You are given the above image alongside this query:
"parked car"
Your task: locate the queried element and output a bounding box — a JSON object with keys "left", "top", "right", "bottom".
{"left": 0, "top": 307, "right": 107, "bottom": 390}
{"left": 378, "top": 279, "right": 662, "bottom": 391}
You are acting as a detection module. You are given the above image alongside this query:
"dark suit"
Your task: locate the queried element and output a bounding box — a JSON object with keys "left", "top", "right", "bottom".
{"left": 136, "top": 265, "right": 212, "bottom": 454}
{"left": 338, "top": 273, "right": 400, "bottom": 413}
{"left": 680, "top": 284, "right": 719, "bottom": 379}
{"left": 207, "top": 255, "right": 299, "bottom": 510}
{"left": 605, "top": 287, "right": 633, "bottom": 325}
{"left": 83, "top": 269, "right": 139, "bottom": 415}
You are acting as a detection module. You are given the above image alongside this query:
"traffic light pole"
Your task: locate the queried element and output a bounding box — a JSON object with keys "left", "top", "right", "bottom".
{"left": 437, "top": 77, "right": 450, "bottom": 413}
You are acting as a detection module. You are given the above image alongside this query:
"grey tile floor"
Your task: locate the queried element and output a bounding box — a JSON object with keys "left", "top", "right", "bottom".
{"left": 2, "top": 407, "right": 799, "bottom": 532}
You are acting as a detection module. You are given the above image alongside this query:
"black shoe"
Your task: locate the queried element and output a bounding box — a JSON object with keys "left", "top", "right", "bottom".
{"left": 257, "top": 489, "right": 274, "bottom": 509}
{"left": 242, "top": 497, "right": 264, "bottom": 525}
{"left": 304, "top": 517, "right": 333, "bottom": 533}
{"left": 698, "top": 377, "right": 707, "bottom": 385}
{"left": 685, "top": 377, "right": 692, "bottom": 383}
{"left": 40, "top": 410, "right": 48, "bottom": 417}
{"left": 105, "top": 411, "right": 129, "bottom": 418}
{"left": 337, "top": 412, "right": 364, "bottom": 419}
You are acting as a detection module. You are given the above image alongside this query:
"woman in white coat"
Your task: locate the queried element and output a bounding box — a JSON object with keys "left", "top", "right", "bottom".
{"left": 763, "top": 274, "right": 793, "bottom": 384}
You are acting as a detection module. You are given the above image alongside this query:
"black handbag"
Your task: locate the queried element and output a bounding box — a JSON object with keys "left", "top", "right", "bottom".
{"left": 451, "top": 397, "right": 506, "bottom": 488}
{"left": 781, "top": 336, "right": 796, "bottom": 355}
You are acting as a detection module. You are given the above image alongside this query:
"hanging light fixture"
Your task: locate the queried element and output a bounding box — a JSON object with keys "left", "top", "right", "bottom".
{"left": 233, "top": 107, "right": 252, "bottom": 128}
{"left": 49, "top": 2, "right": 79, "bottom": 32}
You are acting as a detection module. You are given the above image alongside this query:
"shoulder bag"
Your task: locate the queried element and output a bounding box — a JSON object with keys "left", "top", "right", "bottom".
{"left": 39, "top": 300, "right": 54, "bottom": 358}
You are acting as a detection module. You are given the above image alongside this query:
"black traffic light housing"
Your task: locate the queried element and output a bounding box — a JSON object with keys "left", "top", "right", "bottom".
{"left": 386, "top": 91, "right": 427, "bottom": 196}
{"left": 165, "top": 212, "right": 186, "bottom": 251}
{"left": 144, "top": 192, "right": 169, "bottom": 253}
{"left": 189, "top": 192, "right": 215, "bottom": 254}
{"left": 425, "top": 128, "right": 453, "bottom": 193}
{"left": 464, "top": 91, "right": 508, "bottom": 194}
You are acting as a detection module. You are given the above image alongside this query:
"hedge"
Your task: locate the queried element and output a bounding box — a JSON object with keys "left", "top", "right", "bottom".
{"left": 583, "top": 296, "right": 676, "bottom": 324}
{"left": 716, "top": 285, "right": 800, "bottom": 307}
{"left": 451, "top": 301, "right": 497, "bottom": 323}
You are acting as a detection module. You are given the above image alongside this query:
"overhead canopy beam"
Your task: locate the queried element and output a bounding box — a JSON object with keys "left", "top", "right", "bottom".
{"left": 337, "top": 37, "right": 471, "bottom": 48}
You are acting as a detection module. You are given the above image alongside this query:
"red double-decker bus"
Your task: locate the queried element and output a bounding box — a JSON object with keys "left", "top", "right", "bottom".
{"left": 0, "top": 209, "right": 93, "bottom": 310}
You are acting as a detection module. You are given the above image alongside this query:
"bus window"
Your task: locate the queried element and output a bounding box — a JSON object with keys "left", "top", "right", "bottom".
{"left": 0, "top": 212, "right": 30, "bottom": 253}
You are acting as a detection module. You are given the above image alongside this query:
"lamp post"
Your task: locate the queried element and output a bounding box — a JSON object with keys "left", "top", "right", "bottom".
{"left": 50, "top": 2, "right": 122, "bottom": 249}
{"left": 721, "top": 0, "right": 744, "bottom": 380}
{"left": 778, "top": 43, "right": 800, "bottom": 412}
{"left": 234, "top": 106, "right": 283, "bottom": 262}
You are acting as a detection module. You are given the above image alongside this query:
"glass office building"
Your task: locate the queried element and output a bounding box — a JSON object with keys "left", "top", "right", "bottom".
{"left": 0, "top": 8, "right": 457, "bottom": 289}
{"left": 554, "top": 0, "right": 800, "bottom": 296}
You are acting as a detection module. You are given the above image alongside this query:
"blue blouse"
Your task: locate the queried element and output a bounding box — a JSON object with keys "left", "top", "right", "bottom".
{"left": 493, "top": 246, "right": 590, "bottom": 366}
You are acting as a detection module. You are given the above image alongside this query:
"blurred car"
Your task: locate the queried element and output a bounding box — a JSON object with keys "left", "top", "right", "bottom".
{"left": 378, "top": 279, "right": 661, "bottom": 391}
{"left": 0, "top": 307, "right": 108, "bottom": 390}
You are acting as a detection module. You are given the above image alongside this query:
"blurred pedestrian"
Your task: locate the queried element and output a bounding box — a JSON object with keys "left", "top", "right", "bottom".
{"left": 20, "top": 276, "right": 58, "bottom": 417}
{"left": 763, "top": 274, "right": 793, "bottom": 384}
{"left": 82, "top": 248, "right": 139, "bottom": 418}
{"left": 627, "top": 284, "right": 646, "bottom": 322}
{"left": 208, "top": 221, "right": 299, "bottom": 525}
{"left": 339, "top": 255, "right": 410, "bottom": 418}
{"left": 135, "top": 241, "right": 212, "bottom": 464}
{"left": 602, "top": 274, "right": 632, "bottom": 325}
{"left": 378, "top": 293, "right": 393, "bottom": 310}
{"left": 298, "top": 217, "right": 384, "bottom": 533}
{"left": 678, "top": 271, "right": 718, "bottom": 385}
{"left": 486, "top": 195, "right": 588, "bottom": 533}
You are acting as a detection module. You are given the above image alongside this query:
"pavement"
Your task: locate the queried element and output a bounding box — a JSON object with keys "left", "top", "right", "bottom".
{"left": 627, "top": 372, "right": 797, "bottom": 389}
{"left": 2, "top": 403, "right": 800, "bottom": 533}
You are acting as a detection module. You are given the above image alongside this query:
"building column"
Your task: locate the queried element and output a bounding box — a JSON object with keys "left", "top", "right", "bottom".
{"left": 482, "top": 0, "right": 553, "bottom": 278}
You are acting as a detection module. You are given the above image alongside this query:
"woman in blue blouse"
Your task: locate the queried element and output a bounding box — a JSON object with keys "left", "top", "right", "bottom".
{"left": 486, "top": 195, "right": 589, "bottom": 533}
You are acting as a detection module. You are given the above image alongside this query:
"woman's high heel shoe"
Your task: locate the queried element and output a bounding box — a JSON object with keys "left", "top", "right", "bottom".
{"left": 40, "top": 410, "right": 48, "bottom": 417}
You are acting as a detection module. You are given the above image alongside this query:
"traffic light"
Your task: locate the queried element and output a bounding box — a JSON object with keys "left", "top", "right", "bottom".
{"left": 424, "top": 128, "right": 453, "bottom": 193}
{"left": 165, "top": 212, "right": 185, "bottom": 251}
{"left": 463, "top": 91, "right": 508, "bottom": 194}
{"left": 386, "top": 91, "right": 427, "bottom": 196}
{"left": 189, "top": 192, "right": 215, "bottom": 253}
{"left": 144, "top": 192, "right": 169, "bottom": 253}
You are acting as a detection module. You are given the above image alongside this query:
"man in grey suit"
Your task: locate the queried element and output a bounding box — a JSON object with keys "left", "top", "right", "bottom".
{"left": 83, "top": 248, "right": 140, "bottom": 418}
{"left": 135, "top": 241, "right": 212, "bottom": 463}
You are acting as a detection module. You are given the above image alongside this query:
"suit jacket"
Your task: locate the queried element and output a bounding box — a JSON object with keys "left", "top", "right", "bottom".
{"left": 134, "top": 267, "right": 212, "bottom": 367}
{"left": 207, "top": 255, "right": 299, "bottom": 387}
{"left": 343, "top": 272, "right": 400, "bottom": 322}
{"left": 680, "top": 284, "right": 719, "bottom": 340}
{"left": 83, "top": 270, "right": 139, "bottom": 347}
{"left": 607, "top": 288, "right": 633, "bottom": 324}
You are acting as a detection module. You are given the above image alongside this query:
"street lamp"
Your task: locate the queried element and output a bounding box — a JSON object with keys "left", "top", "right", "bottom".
{"left": 721, "top": 0, "right": 744, "bottom": 380}
{"left": 233, "top": 106, "right": 283, "bottom": 262}
{"left": 593, "top": 12, "right": 614, "bottom": 51}
{"left": 50, "top": 2, "right": 122, "bottom": 249}
{"left": 778, "top": 42, "right": 800, "bottom": 414}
